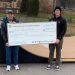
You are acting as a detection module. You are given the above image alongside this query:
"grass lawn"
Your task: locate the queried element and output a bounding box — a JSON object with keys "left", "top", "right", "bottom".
{"left": 66, "top": 23, "right": 75, "bottom": 37}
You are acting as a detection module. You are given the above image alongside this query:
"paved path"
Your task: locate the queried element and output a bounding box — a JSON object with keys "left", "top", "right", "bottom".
{"left": 0, "top": 63, "right": 75, "bottom": 75}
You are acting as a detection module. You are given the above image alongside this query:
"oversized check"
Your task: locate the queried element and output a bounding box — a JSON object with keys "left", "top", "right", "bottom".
{"left": 7, "top": 22, "right": 57, "bottom": 46}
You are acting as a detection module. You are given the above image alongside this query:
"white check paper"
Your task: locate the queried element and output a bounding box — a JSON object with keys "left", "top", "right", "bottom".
{"left": 7, "top": 22, "right": 57, "bottom": 46}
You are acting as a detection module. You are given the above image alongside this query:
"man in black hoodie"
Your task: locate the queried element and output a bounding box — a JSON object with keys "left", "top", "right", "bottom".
{"left": 47, "top": 6, "right": 67, "bottom": 71}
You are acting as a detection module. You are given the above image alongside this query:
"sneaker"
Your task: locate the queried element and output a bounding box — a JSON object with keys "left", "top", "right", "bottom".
{"left": 55, "top": 66, "right": 60, "bottom": 71}
{"left": 6, "top": 65, "right": 11, "bottom": 71}
{"left": 14, "top": 65, "right": 19, "bottom": 70}
{"left": 46, "top": 65, "right": 51, "bottom": 70}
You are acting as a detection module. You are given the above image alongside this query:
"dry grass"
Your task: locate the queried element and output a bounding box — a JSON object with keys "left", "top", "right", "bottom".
{"left": 65, "top": 23, "right": 75, "bottom": 37}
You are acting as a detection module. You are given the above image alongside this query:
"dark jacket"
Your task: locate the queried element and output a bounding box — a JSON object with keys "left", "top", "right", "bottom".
{"left": 1, "top": 17, "right": 19, "bottom": 43}
{"left": 49, "top": 16, "right": 67, "bottom": 40}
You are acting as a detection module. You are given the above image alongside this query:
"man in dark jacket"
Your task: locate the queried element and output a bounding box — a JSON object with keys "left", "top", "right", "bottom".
{"left": 47, "top": 6, "right": 67, "bottom": 71}
{"left": 1, "top": 10, "right": 19, "bottom": 71}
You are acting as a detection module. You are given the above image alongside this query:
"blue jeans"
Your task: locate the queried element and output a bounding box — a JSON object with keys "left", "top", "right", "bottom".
{"left": 6, "top": 46, "right": 19, "bottom": 65}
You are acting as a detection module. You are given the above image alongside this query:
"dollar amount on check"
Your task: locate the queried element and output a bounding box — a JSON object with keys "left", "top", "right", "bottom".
{"left": 7, "top": 22, "right": 57, "bottom": 46}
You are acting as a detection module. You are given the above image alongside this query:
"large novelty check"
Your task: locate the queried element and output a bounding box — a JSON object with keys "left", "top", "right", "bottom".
{"left": 7, "top": 22, "right": 57, "bottom": 46}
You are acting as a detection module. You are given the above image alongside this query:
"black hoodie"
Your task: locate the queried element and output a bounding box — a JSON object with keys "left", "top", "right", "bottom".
{"left": 49, "top": 7, "right": 67, "bottom": 40}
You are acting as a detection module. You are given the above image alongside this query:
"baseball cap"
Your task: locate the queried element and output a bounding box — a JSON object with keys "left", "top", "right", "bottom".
{"left": 6, "top": 9, "right": 14, "bottom": 14}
